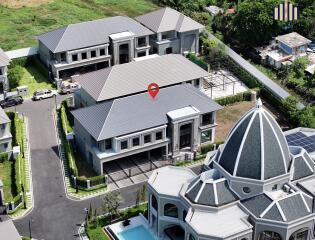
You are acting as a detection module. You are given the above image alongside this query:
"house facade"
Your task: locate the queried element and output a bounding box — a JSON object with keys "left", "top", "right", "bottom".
{"left": 136, "top": 7, "right": 204, "bottom": 56}
{"left": 258, "top": 32, "right": 312, "bottom": 69}
{"left": 71, "top": 84, "right": 222, "bottom": 175}
{"left": 0, "top": 49, "right": 10, "bottom": 96}
{"left": 37, "top": 16, "right": 153, "bottom": 85}
{"left": 146, "top": 99, "right": 315, "bottom": 240}
{"left": 0, "top": 107, "right": 12, "bottom": 154}
{"left": 73, "top": 54, "right": 209, "bottom": 108}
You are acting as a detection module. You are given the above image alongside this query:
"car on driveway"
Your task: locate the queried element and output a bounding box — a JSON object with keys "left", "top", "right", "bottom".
{"left": 33, "top": 89, "right": 58, "bottom": 101}
{"left": 60, "top": 81, "right": 80, "bottom": 94}
{"left": 0, "top": 95, "right": 23, "bottom": 108}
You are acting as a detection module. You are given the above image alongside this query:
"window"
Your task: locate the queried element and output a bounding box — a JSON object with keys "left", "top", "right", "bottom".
{"left": 183, "top": 210, "right": 187, "bottom": 221}
{"left": 272, "top": 184, "right": 278, "bottom": 191}
{"left": 120, "top": 140, "right": 128, "bottom": 150}
{"left": 189, "top": 234, "right": 196, "bottom": 240}
{"left": 105, "top": 139, "right": 112, "bottom": 150}
{"left": 243, "top": 187, "right": 251, "bottom": 194}
{"left": 151, "top": 195, "right": 158, "bottom": 210}
{"left": 152, "top": 47, "right": 158, "bottom": 54}
{"left": 186, "top": 80, "right": 192, "bottom": 84}
{"left": 144, "top": 134, "right": 151, "bottom": 144}
{"left": 162, "top": 31, "right": 173, "bottom": 40}
{"left": 132, "top": 137, "right": 140, "bottom": 147}
{"left": 60, "top": 52, "right": 66, "bottom": 62}
{"left": 137, "top": 51, "right": 146, "bottom": 58}
{"left": 3, "top": 143, "right": 8, "bottom": 149}
{"left": 259, "top": 231, "right": 282, "bottom": 240}
{"left": 0, "top": 68, "right": 3, "bottom": 75}
{"left": 289, "top": 228, "right": 309, "bottom": 240}
{"left": 194, "top": 79, "right": 200, "bottom": 87}
{"left": 138, "top": 37, "right": 146, "bottom": 47}
{"left": 100, "top": 49, "right": 105, "bottom": 56}
{"left": 165, "top": 47, "right": 173, "bottom": 54}
{"left": 201, "top": 129, "right": 212, "bottom": 143}
{"left": 0, "top": 124, "right": 5, "bottom": 130}
{"left": 202, "top": 113, "right": 214, "bottom": 126}
{"left": 91, "top": 50, "right": 96, "bottom": 58}
{"left": 81, "top": 52, "right": 87, "bottom": 60}
{"left": 155, "top": 131, "right": 163, "bottom": 141}
{"left": 164, "top": 203, "right": 178, "bottom": 218}
{"left": 72, "top": 54, "right": 78, "bottom": 62}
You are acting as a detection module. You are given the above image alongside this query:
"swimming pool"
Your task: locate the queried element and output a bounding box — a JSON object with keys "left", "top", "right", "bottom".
{"left": 117, "top": 225, "right": 156, "bottom": 240}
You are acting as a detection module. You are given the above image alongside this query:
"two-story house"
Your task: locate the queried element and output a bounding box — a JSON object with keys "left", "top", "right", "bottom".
{"left": 0, "top": 107, "right": 12, "bottom": 154}
{"left": 73, "top": 54, "right": 209, "bottom": 108}
{"left": 71, "top": 84, "right": 222, "bottom": 175}
{"left": 0, "top": 49, "right": 10, "bottom": 96}
{"left": 37, "top": 16, "right": 153, "bottom": 85}
{"left": 145, "top": 100, "right": 315, "bottom": 240}
{"left": 135, "top": 7, "right": 204, "bottom": 56}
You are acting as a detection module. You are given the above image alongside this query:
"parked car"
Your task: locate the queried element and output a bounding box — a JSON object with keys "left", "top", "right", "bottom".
{"left": 33, "top": 89, "right": 57, "bottom": 101}
{"left": 0, "top": 95, "right": 23, "bottom": 108}
{"left": 60, "top": 81, "right": 80, "bottom": 94}
{"left": 309, "top": 43, "right": 315, "bottom": 52}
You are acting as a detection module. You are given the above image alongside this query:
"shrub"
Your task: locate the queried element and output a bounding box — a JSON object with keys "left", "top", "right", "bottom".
{"left": 216, "top": 91, "right": 252, "bottom": 105}
{"left": 8, "top": 65, "right": 24, "bottom": 89}
{"left": 200, "top": 141, "right": 224, "bottom": 154}
{"left": 186, "top": 53, "right": 208, "bottom": 70}
{"left": 0, "top": 152, "right": 8, "bottom": 163}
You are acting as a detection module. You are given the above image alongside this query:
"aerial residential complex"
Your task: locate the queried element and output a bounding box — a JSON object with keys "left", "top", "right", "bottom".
{"left": 147, "top": 100, "right": 315, "bottom": 240}
{"left": 72, "top": 84, "right": 221, "bottom": 175}
{"left": 37, "top": 7, "right": 204, "bottom": 85}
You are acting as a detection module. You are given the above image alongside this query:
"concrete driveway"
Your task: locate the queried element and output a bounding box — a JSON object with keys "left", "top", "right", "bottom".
{"left": 6, "top": 96, "right": 202, "bottom": 240}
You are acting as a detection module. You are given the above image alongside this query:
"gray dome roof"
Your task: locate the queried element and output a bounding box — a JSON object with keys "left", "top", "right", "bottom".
{"left": 217, "top": 99, "right": 291, "bottom": 180}
{"left": 185, "top": 170, "right": 238, "bottom": 207}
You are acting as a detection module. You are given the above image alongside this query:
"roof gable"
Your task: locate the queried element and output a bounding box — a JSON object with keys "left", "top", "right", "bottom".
{"left": 136, "top": 7, "right": 204, "bottom": 33}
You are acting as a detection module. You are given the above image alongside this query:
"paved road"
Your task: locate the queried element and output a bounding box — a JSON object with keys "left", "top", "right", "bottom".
{"left": 8, "top": 96, "right": 202, "bottom": 240}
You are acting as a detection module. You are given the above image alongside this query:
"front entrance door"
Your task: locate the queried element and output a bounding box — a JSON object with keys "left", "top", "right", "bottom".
{"left": 119, "top": 43, "right": 130, "bottom": 64}
{"left": 180, "top": 123, "right": 192, "bottom": 149}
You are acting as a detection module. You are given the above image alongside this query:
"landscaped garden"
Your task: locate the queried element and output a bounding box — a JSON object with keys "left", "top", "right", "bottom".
{"left": 8, "top": 57, "right": 55, "bottom": 98}
{"left": 0, "top": 0, "right": 157, "bottom": 51}
{"left": 0, "top": 112, "right": 27, "bottom": 213}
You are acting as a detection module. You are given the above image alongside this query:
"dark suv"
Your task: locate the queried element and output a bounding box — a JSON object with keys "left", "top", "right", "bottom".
{"left": 0, "top": 95, "right": 23, "bottom": 108}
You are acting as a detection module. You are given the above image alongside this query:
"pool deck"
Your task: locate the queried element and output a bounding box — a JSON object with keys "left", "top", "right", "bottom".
{"left": 108, "top": 215, "right": 167, "bottom": 240}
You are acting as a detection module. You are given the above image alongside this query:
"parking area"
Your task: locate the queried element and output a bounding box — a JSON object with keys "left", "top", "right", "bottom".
{"left": 103, "top": 148, "right": 171, "bottom": 189}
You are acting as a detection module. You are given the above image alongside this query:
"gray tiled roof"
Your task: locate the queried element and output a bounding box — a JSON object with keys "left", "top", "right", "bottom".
{"left": 38, "top": 16, "right": 153, "bottom": 53}
{"left": 185, "top": 174, "right": 238, "bottom": 207}
{"left": 242, "top": 192, "right": 312, "bottom": 222}
{"left": 75, "top": 54, "right": 209, "bottom": 102}
{"left": 135, "top": 7, "right": 204, "bottom": 33}
{"left": 217, "top": 100, "right": 291, "bottom": 181}
{"left": 0, "top": 48, "right": 10, "bottom": 67}
{"left": 0, "top": 107, "right": 10, "bottom": 124}
{"left": 72, "top": 84, "right": 222, "bottom": 140}
{"left": 292, "top": 152, "right": 314, "bottom": 181}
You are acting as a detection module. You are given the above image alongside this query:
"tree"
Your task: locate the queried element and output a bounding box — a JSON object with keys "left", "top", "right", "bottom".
{"left": 102, "top": 192, "right": 121, "bottom": 222}
{"left": 203, "top": 38, "right": 227, "bottom": 68}
{"left": 289, "top": 57, "right": 309, "bottom": 79}
{"left": 232, "top": 0, "right": 281, "bottom": 46}
{"left": 8, "top": 65, "right": 24, "bottom": 89}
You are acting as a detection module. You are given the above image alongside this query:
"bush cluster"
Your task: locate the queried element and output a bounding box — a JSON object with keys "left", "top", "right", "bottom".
{"left": 200, "top": 141, "right": 224, "bottom": 155}
{"left": 216, "top": 91, "right": 252, "bottom": 105}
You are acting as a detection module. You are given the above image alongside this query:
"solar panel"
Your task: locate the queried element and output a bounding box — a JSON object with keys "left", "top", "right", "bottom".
{"left": 286, "top": 132, "right": 315, "bottom": 153}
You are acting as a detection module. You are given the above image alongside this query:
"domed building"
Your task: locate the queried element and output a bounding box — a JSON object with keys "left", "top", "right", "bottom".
{"left": 146, "top": 99, "right": 315, "bottom": 240}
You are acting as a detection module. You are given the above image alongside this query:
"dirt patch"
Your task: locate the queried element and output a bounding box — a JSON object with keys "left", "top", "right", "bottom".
{"left": 0, "top": 0, "right": 52, "bottom": 8}
{"left": 216, "top": 101, "right": 255, "bottom": 142}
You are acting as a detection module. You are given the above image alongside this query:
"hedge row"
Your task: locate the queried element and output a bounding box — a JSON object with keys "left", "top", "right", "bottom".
{"left": 200, "top": 141, "right": 224, "bottom": 155}
{"left": 0, "top": 152, "right": 8, "bottom": 163}
{"left": 186, "top": 52, "right": 208, "bottom": 70}
{"left": 216, "top": 91, "right": 252, "bottom": 106}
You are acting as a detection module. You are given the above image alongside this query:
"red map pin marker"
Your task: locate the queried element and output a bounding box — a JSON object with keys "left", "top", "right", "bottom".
{"left": 148, "top": 83, "right": 159, "bottom": 100}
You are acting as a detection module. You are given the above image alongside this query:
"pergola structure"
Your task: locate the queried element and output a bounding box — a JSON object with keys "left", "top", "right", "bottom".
{"left": 203, "top": 69, "right": 245, "bottom": 98}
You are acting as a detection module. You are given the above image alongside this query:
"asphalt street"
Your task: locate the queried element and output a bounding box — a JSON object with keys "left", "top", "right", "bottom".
{"left": 7, "top": 96, "right": 202, "bottom": 240}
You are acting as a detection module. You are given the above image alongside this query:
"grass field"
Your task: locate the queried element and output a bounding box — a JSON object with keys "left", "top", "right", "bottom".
{"left": 0, "top": 160, "right": 14, "bottom": 201}
{"left": 0, "top": 0, "right": 158, "bottom": 51}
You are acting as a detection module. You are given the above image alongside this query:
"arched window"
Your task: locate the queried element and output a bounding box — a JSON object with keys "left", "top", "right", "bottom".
{"left": 189, "top": 234, "right": 196, "bottom": 240}
{"left": 151, "top": 195, "right": 158, "bottom": 211}
{"left": 164, "top": 203, "right": 178, "bottom": 218}
{"left": 289, "top": 228, "right": 309, "bottom": 240}
{"left": 259, "top": 231, "right": 282, "bottom": 240}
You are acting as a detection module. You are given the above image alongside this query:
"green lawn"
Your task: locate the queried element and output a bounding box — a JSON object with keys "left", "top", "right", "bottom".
{"left": 0, "top": 0, "right": 158, "bottom": 51}
{"left": 0, "top": 160, "right": 14, "bottom": 202}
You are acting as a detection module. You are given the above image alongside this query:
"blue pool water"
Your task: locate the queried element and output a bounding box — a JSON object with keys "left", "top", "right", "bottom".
{"left": 117, "top": 225, "right": 156, "bottom": 240}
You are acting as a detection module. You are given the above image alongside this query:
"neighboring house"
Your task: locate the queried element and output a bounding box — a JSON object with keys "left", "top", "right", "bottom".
{"left": 0, "top": 48, "right": 10, "bottom": 96}
{"left": 0, "top": 107, "right": 12, "bottom": 154}
{"left": 258, "top": 32, "right": 312, "bottom": 69}
{"left": 135, "top": 7, "right": 204, "bottom": 56}
{"left": 71, "top": 84, "right": 222, "bottom": 175}
{"left": 37, "top": 16, "right": 153, "bottom": 84}
{"left": 74, "top": 54, "right": 209, "bottom": 107}
{"left": 0, "top": 220, "right": 22, "bottom": 240}
{"left": 146, "top": 99, "right": 315, "bottom": 240}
